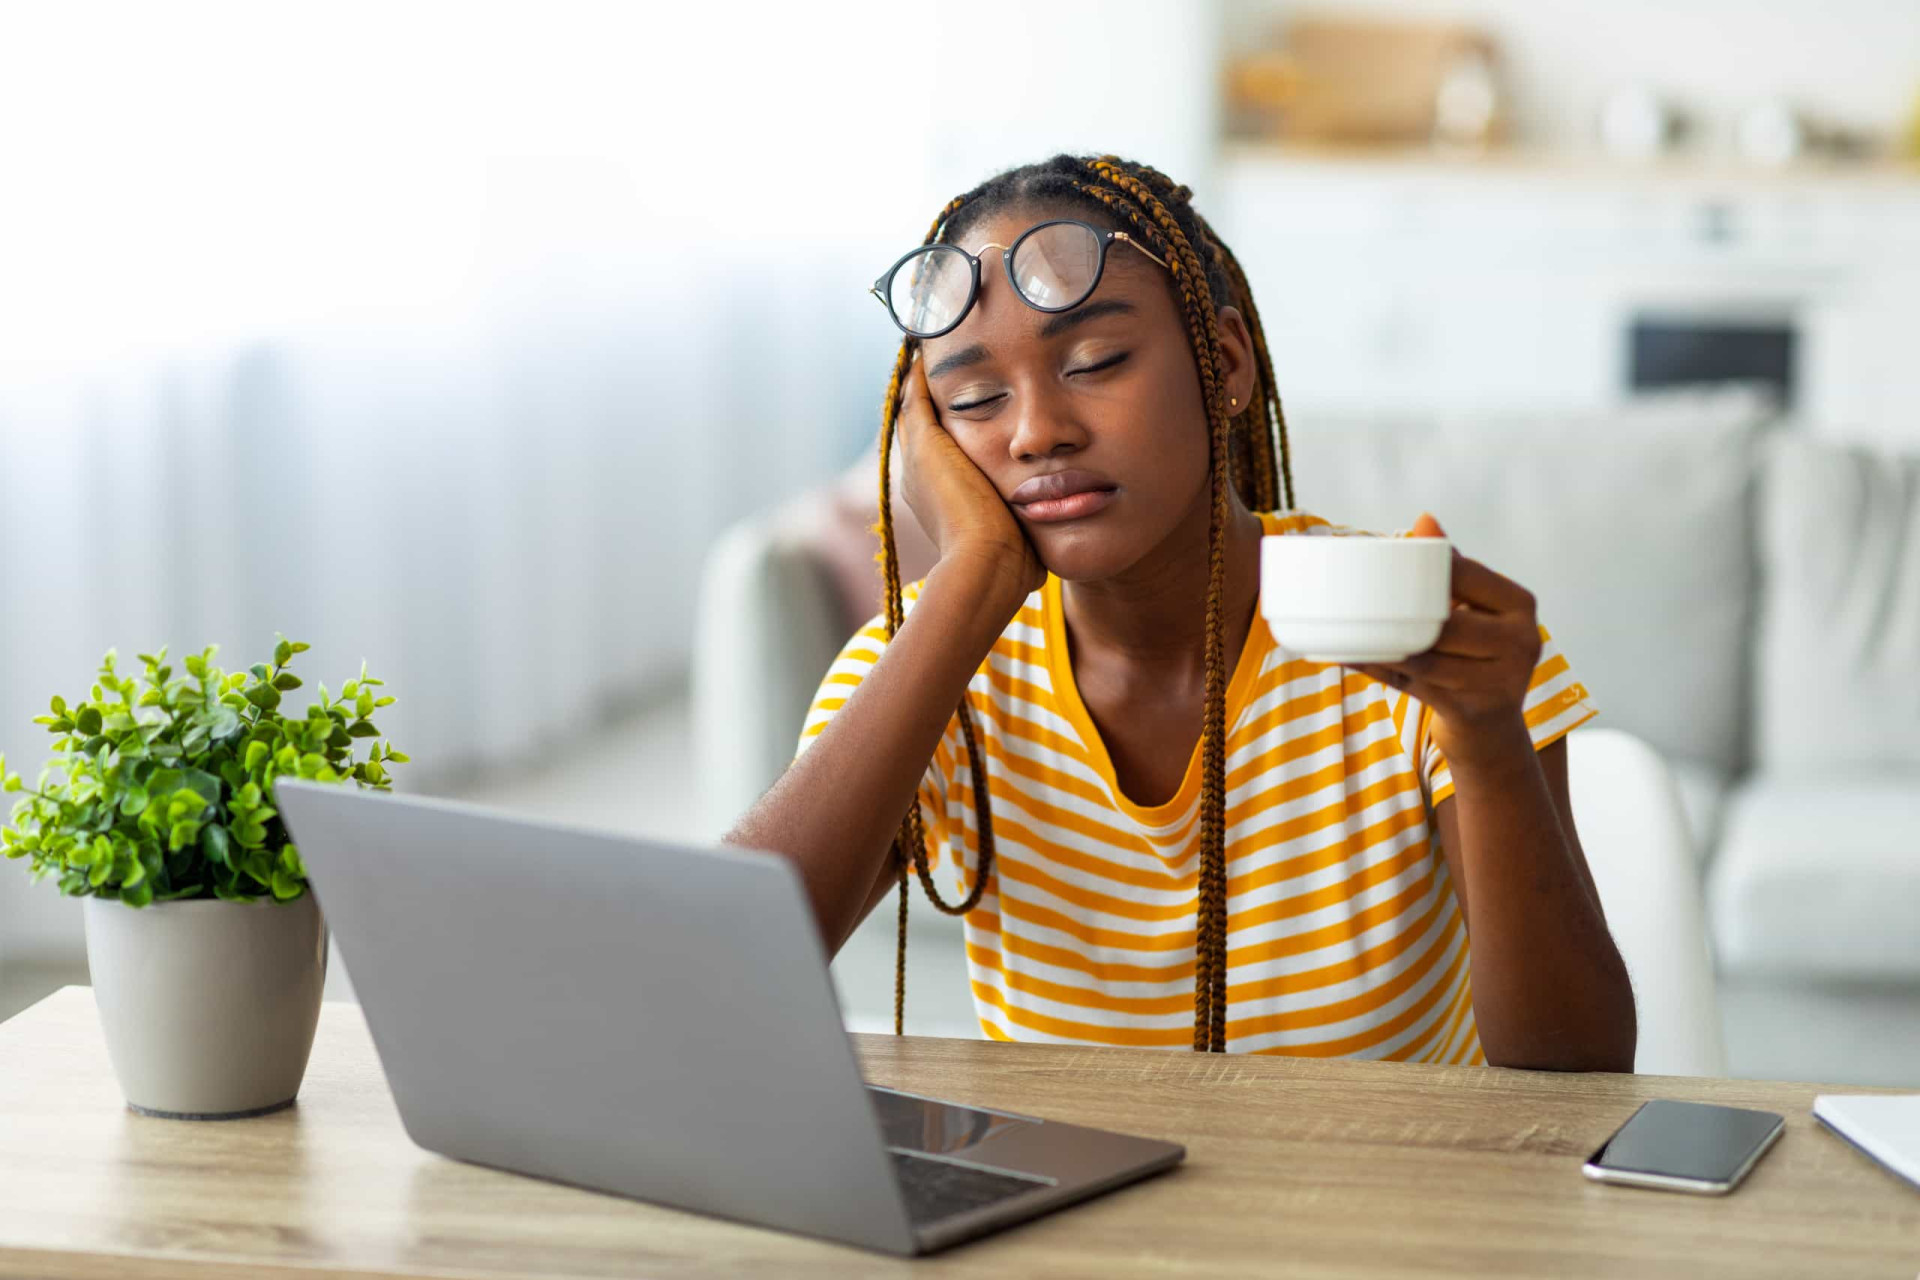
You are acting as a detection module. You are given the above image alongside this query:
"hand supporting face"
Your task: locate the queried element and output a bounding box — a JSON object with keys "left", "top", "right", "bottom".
{"left": 895, "top": 349, "right": 1046, "bottom": 608}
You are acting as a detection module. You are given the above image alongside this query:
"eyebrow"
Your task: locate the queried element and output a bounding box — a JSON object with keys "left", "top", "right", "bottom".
{"left": 1039, "top": 298, "right": 1136, "bottom": 338}
{"left": 924, "top": 299, "right": 1139, "bottom": 381}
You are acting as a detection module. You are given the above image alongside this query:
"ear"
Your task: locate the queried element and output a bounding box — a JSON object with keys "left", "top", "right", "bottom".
{"left": 1215, "top": 305, "right": 1257, "bottom": 414}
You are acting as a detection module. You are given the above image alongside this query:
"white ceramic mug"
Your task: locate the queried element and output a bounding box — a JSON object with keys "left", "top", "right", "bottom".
{"left": 1259, "top": 534, "right": 1452, "bottom": 663}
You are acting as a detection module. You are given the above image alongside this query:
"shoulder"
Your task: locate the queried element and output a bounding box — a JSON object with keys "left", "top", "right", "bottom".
{"left": 1257, "top": 509, "right": 1376, "bottom": 538}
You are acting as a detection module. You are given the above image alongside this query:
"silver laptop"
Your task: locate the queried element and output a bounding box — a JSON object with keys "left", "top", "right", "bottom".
{"left": 276, "top": 782, "right": 1183, "bottom": 1256}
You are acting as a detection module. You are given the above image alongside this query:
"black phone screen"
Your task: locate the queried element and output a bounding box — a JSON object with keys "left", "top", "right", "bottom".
{"left": 1588, "top": 1099, "right": 1785, "bottom": 1181}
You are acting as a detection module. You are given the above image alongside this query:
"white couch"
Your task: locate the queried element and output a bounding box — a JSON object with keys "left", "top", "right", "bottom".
{"left": 694, "top": 399, "right": 1920, "bottom": 1085}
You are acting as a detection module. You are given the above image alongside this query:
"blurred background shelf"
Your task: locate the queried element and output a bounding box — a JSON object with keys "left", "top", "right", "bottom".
{"left": 1222, "top": 141, "right": 1920, "bottom": 188}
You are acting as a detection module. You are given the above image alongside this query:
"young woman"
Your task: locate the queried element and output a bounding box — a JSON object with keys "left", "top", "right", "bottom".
{"left": 727, "top": 154, "right": 1635, "bottom": 1069}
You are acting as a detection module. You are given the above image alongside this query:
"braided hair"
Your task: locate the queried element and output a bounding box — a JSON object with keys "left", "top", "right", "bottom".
{"left": 874, "top": 153, "right": 1294, "bottom": 1052}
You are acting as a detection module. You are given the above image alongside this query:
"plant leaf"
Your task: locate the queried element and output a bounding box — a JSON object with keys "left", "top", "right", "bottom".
{"left": 200, "top": 823, "right": 232, "bottom": 869}
{"left": 207, "top": 705, "right": 243, "bottom": 743}
{"left": 9, "top": 638, "right": 410, "bottom": 906}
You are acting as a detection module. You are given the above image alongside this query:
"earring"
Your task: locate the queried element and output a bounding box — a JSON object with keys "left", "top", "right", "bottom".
{"left": 1229, "top": 396, "right": 1238, "bottom": 409}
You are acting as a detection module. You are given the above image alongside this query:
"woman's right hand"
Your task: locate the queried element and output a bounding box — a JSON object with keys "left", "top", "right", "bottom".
{"left": 896, "top": 349, "right": 1045, "bottom": 606}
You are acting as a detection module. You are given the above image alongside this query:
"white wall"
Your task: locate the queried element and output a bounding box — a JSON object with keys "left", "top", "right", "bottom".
{"left": 0, "top": 0, "right": 1235, "bottom": 967}
{"left": 921, "top": 0, "right": 1224, "bottom": 202}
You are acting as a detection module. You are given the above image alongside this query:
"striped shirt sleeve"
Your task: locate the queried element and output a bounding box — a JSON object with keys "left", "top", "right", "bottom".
{"left": 795, "top": 583, "right": 952, "bottom": 837}
{"left": 1419, "top": 623, "right": 1598, "bottom": 808}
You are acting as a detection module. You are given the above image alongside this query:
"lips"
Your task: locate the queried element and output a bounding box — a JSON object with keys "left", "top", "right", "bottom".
{"left": 1009, "top": 469, "right": 1119, "bottom": 524}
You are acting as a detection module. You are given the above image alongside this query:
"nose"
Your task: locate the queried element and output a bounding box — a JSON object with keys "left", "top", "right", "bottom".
{"left": 1004, "top": 379, "right": 1089, "bottom": 464}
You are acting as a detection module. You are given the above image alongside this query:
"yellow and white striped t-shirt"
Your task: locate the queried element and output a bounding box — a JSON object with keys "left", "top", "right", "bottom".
{"left": 798, "top": 511, "right": 1597, "bottom": 1061}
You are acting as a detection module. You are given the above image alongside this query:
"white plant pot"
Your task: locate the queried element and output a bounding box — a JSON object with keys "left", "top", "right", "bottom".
{"left": 83, "top": 893, "right": 328, "bottom": 1119}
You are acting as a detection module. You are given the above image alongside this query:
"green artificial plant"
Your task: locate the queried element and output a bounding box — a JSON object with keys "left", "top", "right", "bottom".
{"left": 0, "top": 638, "right": 407, "bottom": 906}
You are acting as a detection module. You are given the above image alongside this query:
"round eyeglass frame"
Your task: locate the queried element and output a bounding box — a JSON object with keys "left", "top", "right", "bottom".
{"left": 868, "top": 218, "right": 1171, "bottom": 340}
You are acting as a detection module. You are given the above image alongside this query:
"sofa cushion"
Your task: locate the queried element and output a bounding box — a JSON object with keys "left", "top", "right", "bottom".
{"left": 1665, "top": 755, "right": 1732, "bottom": 867}
{"left": 691, "top": 520, "right": 852, "bottom": 833}
{"left": 1753, "top": 434, "right": 1920, "bottom": 773}
{"left": 1291, "top": 406, "right": 1761, "bottom": 773}
{"left": 1708, "top": 778, "right": 1920, "bottom": 980}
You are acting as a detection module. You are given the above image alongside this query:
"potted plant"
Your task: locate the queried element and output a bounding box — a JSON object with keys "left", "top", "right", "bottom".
{"left": 0, "top": 638, "right": 407, "bottom": 1119}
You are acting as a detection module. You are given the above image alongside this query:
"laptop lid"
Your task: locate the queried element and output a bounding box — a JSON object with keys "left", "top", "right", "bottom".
{"left": 275, "top": 781, "right": 916, "bottom": 1255}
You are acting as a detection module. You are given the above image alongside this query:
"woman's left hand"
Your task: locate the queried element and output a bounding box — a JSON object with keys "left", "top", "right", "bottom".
{"left": 1346, "top": 513, "right": 1541, "bottom": 771}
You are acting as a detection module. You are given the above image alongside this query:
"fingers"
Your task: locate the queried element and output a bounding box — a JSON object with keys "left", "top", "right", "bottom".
{"left": 1345, "top": 607, "right": 1525, "bottom": 683}
{"left": 909, "top": 347, "right": 946, "bottom": 421}
{"left": 1396, "top": 648, "right": 1501, "bottom": 690}
{"left": 1408, "top": 512, "right": 1533, "bottom": 617}
{"left": 899, "top": 350, "right": 929, "bottom": 431}
{"left": 1448, "top": 550, "right": 1535, "bottom": 617}
{"left": 1351, "top": 652, "right": 1490, "bottom": 693}
{"left": 896, "top": 350, "right": 929, "bottom": 473}
{"left": 1425, "top": 607, "right": 1514, "bottom": 659}
{"left": 1345, "top": 662, "right": 1403, "bottom": 690}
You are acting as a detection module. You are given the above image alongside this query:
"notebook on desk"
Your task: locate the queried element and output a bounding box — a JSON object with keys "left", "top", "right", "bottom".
{"left": 1813, "top": 1094, "right": 1920, "bottom": 1191}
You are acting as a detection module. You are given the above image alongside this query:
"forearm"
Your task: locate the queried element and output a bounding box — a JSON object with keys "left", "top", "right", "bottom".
{"left": 1444, "top": 725, "right": 1637, "bottom": 1073}
{"left": 724, "top": 555, "right": 1023, "bottom": 956}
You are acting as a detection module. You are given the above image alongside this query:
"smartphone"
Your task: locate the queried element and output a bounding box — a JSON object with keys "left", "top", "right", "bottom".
{"left": 1582, "top": 1099, "right": 1785, "bottom": 1194}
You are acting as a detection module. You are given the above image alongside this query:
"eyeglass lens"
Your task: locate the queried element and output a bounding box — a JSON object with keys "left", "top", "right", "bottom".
{"left": 888, "top": 245, "right": 972, "bottom": 338}
{"left": 1008, "top": 222, "right": 1101, "bottom": 310}
{"left": 887, "top": 222, "right": 1104, "bottom": 337}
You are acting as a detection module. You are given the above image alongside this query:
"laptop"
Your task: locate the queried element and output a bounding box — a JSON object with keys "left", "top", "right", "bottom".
{"left": 275, "top": 782, "right": 1184, "bottom": 1256}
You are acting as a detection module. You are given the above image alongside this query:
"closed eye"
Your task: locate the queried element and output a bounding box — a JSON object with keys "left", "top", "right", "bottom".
{"left": 947, "top": 351, "right": 1129, "bottom": 411}
{"left": 1068, "top": 351, "right": 1129, "bottom": 377}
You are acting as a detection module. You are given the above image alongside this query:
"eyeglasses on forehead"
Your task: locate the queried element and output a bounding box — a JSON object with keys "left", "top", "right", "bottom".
{"left": 870, "top": 218, "right": 1171, "bottom": 340}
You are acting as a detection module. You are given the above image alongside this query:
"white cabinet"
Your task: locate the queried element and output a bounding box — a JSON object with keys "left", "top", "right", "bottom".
{"left": 1211, "top": 148, "right": 1920, "bottom": 444}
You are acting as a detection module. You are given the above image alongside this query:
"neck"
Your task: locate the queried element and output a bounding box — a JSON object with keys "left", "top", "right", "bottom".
{"left": 1060, "top": 483, "right": 1266, "bottom": 671}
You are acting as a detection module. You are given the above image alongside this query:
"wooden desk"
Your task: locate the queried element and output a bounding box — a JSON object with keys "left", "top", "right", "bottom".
{"left": 1, "top": 987, "right": 1914, "bottom": 1278}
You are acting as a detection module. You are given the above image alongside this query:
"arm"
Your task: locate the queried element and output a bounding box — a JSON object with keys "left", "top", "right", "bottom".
{"left": 1353, "top": 513, "right": 1636, "bottom": 1073}
{"left": 725, "top": 349, "right": 1043, "bottom": 957}
{"left": 1432, "top": 734, "right": 1636, "bottom": 1072}
{"left": 724, "top": 554, "right": 1025, "bottom": 956}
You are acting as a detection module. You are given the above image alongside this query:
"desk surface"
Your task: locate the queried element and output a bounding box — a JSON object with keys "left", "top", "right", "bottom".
{"left": 1, "top": 986, "right": 1915, "bottom": 1279}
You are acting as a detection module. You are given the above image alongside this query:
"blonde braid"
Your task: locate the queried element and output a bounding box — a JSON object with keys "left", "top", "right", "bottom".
{"left": 1191, "top": 208, "right": 1295, "bottom": 511}
{"left": 1075, "top": 157, "right": 1233, "bottom": 1050}
{"left": 875, "top": 195, "right": 1000, "bottom": 1036}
